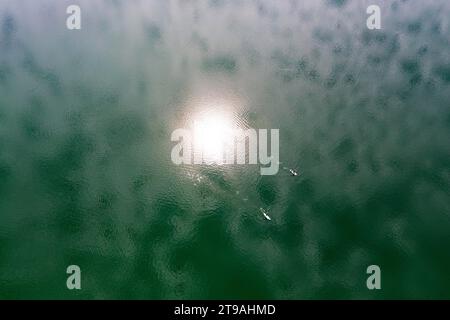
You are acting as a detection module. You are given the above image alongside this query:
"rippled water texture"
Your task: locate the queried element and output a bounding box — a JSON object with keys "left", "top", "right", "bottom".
{"left": 0, "top": 0, "right": 450, "bottom": 299}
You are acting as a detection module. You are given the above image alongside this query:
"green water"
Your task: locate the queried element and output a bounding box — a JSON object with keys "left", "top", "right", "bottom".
{"left": 0, "top": 0, "right": 450, "bottom": 299}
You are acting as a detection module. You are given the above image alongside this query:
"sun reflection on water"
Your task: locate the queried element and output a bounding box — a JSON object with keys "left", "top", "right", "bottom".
{"left": 193, "top": 110, "right": 235, "bottom": 164}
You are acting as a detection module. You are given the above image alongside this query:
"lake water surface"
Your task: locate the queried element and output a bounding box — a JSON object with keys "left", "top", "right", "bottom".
{"left": 0, "top": 0, "right": 450, "bottom": 299}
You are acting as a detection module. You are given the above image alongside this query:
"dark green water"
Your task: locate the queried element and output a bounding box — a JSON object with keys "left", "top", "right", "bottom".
{"left": 0, "top": 0, "right": 450, "bottom": 299}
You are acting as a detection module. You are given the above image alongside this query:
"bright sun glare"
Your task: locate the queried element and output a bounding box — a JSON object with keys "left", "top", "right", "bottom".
{"left": 193, "top": 112, "right": 234, "bottom": 164}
